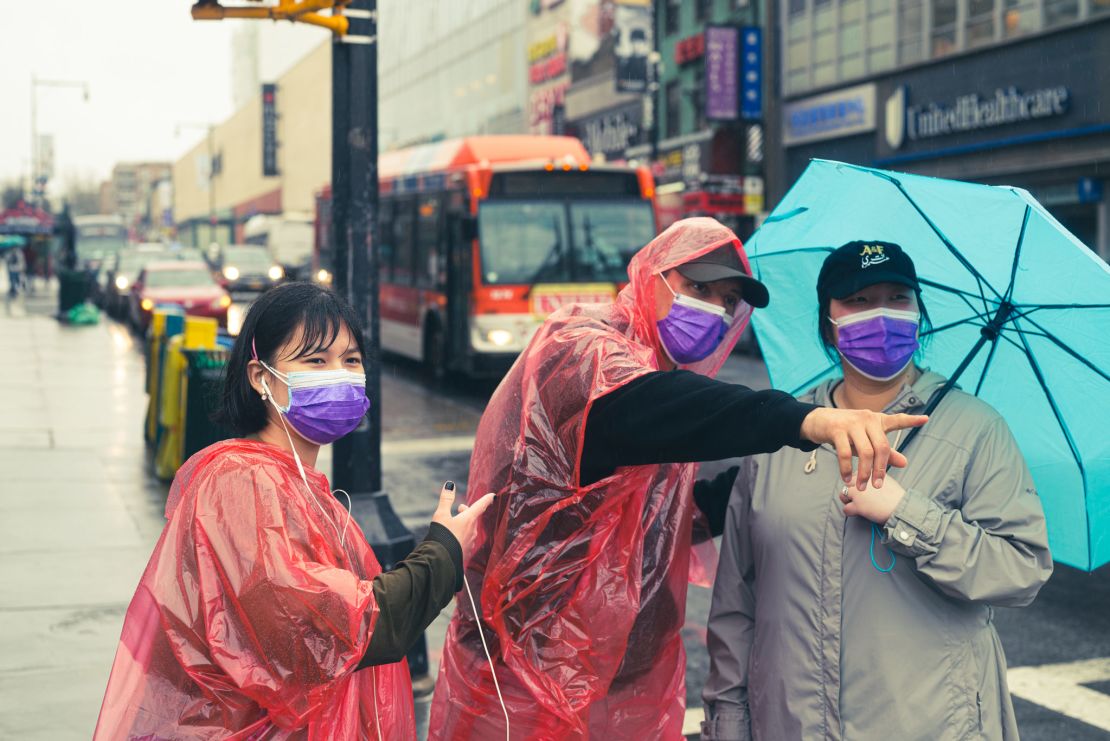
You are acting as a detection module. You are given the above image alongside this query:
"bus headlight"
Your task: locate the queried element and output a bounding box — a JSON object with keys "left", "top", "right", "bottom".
{"left": 487, "top": 329, "right": 513, "bottom": 347}
{"left": 223, "top": 266, "right": 240, "bottom": 281}
{"left": 268, "top": 265, "right": 284, "bottom": 280}
{"left": 316, "top": 269, "right": 332, "bottom": 285}
{"left": 115, "top": 275, "right": 130, "bottom": 291}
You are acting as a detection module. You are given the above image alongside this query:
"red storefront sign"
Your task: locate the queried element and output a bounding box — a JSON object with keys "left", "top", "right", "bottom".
{"left": 682, "top": 190, "right": 748, "bottom": 215}
{"left": 675, "top": 32, "right": 706, "bottom": 65}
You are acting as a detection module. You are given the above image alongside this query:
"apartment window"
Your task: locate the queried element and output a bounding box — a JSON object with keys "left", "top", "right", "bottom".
{"left": 930, "top": 0, "right": 957, "bottom": 56}
{"left": 696, "top": 0, "right": 712, "bottom": 22}
{"left": 897, "top": 0, "right": 924, "bottom": 63}
{"left": 966, "top": 0, "right": 997, "bottom": 46}
{"left": 789, "top": 0, "right": 807, "bottom": 13}
{"left": 1003, "top": 0, "right": 1039, "bottom": 34}
{"left": 665, "top": 0, "right": 680, "bottom": 35}
{"left": 1044, "top": 0, "right": 1080, "bottom": 25}
{"left": 665, "top": 80, "right": 681, "bottom": 138}
{"left": 1093, "top": 0, "right": 1110, "bottom": 15}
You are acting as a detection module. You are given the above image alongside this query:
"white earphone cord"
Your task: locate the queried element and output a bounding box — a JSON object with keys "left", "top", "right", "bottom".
{"left": 462, "top": 571, "right": 509, "bottom": 740}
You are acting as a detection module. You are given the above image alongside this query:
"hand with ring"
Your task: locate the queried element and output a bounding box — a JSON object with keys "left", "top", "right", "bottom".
{"left": 838, "top": 475, "right": 908, "bottom": 525}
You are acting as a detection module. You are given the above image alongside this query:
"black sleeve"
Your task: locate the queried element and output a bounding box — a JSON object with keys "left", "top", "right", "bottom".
{"left": 693, "top": 466, "right": 740, "bottom": 538}
{"left": 580, "top": 370, "right": 819, "bottom": 486}
{"left": 356, "top": 522, "right": 463, "bottom": 669}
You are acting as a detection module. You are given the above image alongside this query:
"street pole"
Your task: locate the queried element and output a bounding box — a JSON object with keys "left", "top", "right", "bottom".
{"left": 28, "top": 77, "right": 90, "bottom": 208}
{"left": 329, "top": 0, "right": 427, "bottom": 681}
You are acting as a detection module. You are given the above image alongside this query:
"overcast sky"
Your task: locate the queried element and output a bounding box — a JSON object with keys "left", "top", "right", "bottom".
{"left": 0, "top": 1, "right": 317, "bottom": 197}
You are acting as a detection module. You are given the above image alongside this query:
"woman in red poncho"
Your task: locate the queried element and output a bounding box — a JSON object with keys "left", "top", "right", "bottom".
{"left": 429, "top": 218, "right": 927, "bottom": 740}
{"left": 94, "top": 282, "right": 493, "bottom": 740}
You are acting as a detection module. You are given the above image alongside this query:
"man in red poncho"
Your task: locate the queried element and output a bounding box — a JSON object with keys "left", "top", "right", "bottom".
{"left": 429, "top": 218, "right": 927, "bottom": 739}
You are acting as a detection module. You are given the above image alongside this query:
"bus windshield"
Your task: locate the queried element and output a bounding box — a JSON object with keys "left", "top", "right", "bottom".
{"left": 76, "top": 224, "right": 128, "bottom": 261}
{"left": 478, "top": 199, "right": 655, "bottom": 285}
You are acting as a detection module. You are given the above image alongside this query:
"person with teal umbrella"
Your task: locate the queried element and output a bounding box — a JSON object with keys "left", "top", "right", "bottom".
{"left": 701, "top": 241, "right": 1052, "bottom": 741}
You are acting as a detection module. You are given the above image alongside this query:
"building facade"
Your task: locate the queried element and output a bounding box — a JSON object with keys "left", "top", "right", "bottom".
{"left": 105, "top": 162, "right": 172, "bottom": 237}
{"left": 648, "top": 0, "right": 767, "bottom": 237}
{"left": 776, "top": 4, "right": 1110, "bottom": 258}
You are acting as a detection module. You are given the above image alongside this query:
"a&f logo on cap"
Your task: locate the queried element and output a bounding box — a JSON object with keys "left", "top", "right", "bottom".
{"left": 859, "top": 243, "right": 890, "bottom": 269}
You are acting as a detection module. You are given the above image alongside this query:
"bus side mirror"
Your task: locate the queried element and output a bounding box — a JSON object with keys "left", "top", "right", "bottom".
{"left": 459, "top": 216, "right": 478, "bottom": 242}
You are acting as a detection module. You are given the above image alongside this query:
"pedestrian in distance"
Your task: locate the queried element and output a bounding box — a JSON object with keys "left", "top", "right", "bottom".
{"left": 94, "top": 281, "right": 494, "bottom": 739}
{"left": 430, "top": 218, "right": 929, "bottom": 740}
{"left": 5, "top": 245, "right": 26, "bottom": 298}
{"left": 701, "top": 241, "right": 1052, "bottom": 741}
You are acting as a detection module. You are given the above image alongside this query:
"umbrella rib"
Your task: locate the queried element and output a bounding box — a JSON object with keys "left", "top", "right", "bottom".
{"left": 917, "top": 278, "right": 993, "bottom": 304}
{"left": 1003, "top": 205, "right": 1032, "bottom": 304}
{"left": 1014, "top": 303, "right": 1110, "bottom": 311}
{"left": 919, "top": 313, "right": 989, "bottom": 338}
{"left": 973, "top": 331, "right": 1003, "bottom": 397}
{"left": 1015, "top": 325, "right": 1091, "bottom": 568}
{"left": 1000, "top": 323, "right": 1110, "bottom": 384}
{"left": 747, "top": 246, "right": 836, "bottom": 261}
{"left": 880, "top": 174, "right": 1003, "bottom": 302}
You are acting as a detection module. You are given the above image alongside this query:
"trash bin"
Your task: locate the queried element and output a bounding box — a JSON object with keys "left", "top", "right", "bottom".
{"left": 182, "top": 348, "right": 233, "bottom": 462}
{"left": 57, "top": 268, "right": 92, "bottom": 315}
{"left": 145, "top": 309, "right": 185, "bottom": 447}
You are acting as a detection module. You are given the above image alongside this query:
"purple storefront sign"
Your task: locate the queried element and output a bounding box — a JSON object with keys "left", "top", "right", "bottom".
{"left": 705, "top": 26, "right": 740, "bottom": 122}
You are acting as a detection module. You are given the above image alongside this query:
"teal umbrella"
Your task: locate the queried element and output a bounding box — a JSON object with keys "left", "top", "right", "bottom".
{"left": 747, "top": 159, "right": 1110, "bottom": 571}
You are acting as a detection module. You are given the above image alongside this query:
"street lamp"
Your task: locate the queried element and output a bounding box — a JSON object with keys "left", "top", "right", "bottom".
{"left": 30, "top": 75, "right": 90, "bottom": 207}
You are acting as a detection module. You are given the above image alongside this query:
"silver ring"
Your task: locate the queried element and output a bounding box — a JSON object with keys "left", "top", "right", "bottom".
{"left": 841, "top": 485, "right": 851, "bottom": 498}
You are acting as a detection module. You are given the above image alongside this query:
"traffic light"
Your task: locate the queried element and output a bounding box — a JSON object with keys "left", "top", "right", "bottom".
{"left": 190, "top": 1, "right": 351, "bottom": 34}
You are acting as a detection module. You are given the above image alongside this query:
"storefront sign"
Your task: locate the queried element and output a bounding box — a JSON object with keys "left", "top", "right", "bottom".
{"left": 529, "top": 82, "right": 570, "bottom": 134}
{"left": 740, "top": 27, "right": 763, "bottom": 120}
{"left": 615, "top": 0, "right": 653, "bottom": 93}
{"left": 530, "top": 52, "right": 568, "bottom": 84}
{"left": 261, "top": 83, "right": 279, "bottom": 177}
{"left": 783, "top": 83, "right": 876, "bottom": 146}
{"left": 579, "top": 104, "right": 643, "bottom": 158}
{"left": 675, "top": 32, "right": 706, "bottom": 66}
{"left": 884, "top": 84, "right": 1070, "bottom": 150}
{"left": 705, "top": 26, "right": 739, "bottom": 122}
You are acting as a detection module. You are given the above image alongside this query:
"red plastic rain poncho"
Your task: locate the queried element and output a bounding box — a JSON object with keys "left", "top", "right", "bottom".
{"left": 94, "top": 439, "right": 415, "bottom": 740}
{"left": 429, "top": 218, "right": 755, "bottom": 740}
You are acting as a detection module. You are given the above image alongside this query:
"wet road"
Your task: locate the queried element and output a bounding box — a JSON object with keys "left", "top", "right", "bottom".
{"left": 1, "top": 284, "right": 1108, "bottom": 739}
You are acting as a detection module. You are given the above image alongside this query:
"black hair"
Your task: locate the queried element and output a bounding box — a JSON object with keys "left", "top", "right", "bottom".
{"left": 818, "top": 286, "right": 933, "bottom": 363}
{"left": 216, "top": 282, "right": 367, "bottom": 436}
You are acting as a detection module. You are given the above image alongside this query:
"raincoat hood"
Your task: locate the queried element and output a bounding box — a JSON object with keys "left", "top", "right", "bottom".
{"left": 95, "top": 439, "right": 416, "bottom": 740}
{"left": 623, "top": 216, "right": 756, "bottom": 375}
{"left": 430, "top": 218, "right": 757, "bottom": 740}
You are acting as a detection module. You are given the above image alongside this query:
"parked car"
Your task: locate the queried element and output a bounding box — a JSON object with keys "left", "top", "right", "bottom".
{"left": 129, "top": 260, "right": 231, "bottom": 333}
{"left": 102, "top": 243, "right": 170, "bottom": 318}
{"left": 212, "top": 244, "right": 284, "bottom": 294}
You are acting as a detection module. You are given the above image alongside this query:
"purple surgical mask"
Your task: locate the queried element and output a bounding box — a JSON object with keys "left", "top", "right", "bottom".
{"left": 832, "top": 307, "right": 920, "bottom": 381}
{"left": 657, "top": 282, "right": 731, "bottom": 365}
{"left": 261, "top": 361, "right": 370, "bottom": 445}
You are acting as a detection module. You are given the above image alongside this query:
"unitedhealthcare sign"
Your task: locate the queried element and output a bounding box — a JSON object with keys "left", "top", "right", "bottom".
{"left": 783, "top": 83, "right": 876, "bottom": 147}
{"left": 885, "top": 84, "right": 1070, "bottom": 149}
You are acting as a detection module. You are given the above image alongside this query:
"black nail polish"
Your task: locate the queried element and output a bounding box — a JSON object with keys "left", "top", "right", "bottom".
{"left": 444, "top": 481, "right": 455, "bottom": 491}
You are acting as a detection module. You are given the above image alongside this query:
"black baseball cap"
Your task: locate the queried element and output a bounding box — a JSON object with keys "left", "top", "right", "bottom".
{"left": 676, "top": 245, "right": 770, "bottom": 308}
{"left": 817, "top": 240, "right": 919, "bottom": 302}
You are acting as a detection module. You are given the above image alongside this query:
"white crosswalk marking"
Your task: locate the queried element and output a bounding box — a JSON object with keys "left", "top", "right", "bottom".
{"left": 1008, "top": 657, "right": 1110, "bottom": 733}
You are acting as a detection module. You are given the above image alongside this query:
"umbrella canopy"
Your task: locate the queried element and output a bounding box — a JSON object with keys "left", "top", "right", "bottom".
{"left": 0, "top": 200, "right": 53, "bottom": 236}
{"left": 747, "top": 159, "right": 1110, "bottom": 571}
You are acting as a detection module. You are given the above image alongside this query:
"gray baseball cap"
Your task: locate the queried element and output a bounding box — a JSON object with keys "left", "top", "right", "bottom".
{"left": 676, "top": 246, "right": 770, "bottom": 308}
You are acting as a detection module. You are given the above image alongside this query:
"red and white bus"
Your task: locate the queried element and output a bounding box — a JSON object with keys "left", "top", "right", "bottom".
{"left": 314, "top": 135, "right": 657, "bottom": 378}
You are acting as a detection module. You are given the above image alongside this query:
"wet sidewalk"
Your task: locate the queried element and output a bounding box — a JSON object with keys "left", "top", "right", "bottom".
{"left": 0, "top": 284, "right": 485, "bottom": 739}
{"left": 0, "top": 287, "right": 164, "bottom": 739}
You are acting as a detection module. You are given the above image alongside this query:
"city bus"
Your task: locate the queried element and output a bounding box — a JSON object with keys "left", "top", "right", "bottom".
{"left": 73, "top": 214, "right": 129, "bottom": 271}
{"left": 314, "top": 135, "right": 658, "bottom": 378}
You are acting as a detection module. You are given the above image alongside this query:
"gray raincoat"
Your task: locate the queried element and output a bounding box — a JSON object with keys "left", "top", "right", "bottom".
{"left": 702, "top": 370, "right": 1052, "bottom": 741}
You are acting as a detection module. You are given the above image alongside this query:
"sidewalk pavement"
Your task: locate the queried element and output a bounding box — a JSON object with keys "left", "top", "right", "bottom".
{"left": 0, "top": 284, "right": 164, "bottom": 740}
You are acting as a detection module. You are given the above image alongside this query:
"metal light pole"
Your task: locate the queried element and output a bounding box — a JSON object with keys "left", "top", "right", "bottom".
{"left": 329, "top": 0, "right": 430, "bottom": 683}
{"left": 29, "top": 75, "right": 90, "bottom": 207}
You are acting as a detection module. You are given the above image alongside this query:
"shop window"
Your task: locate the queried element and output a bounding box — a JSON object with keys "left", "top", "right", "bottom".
{"left": 966, "top": 0, "right": 997, "bottom": 47}
{"left": 930, "top": 0, "right": 958, "bottom": 57}
{"left": 1003, "top": 0, "right": 1040, "bottom": 35}
{"left": 1044, "top": 0, "right": 1079, "bottom": 26}
{"left": 665, "top": 80, "right": 681, "bottom": 138}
